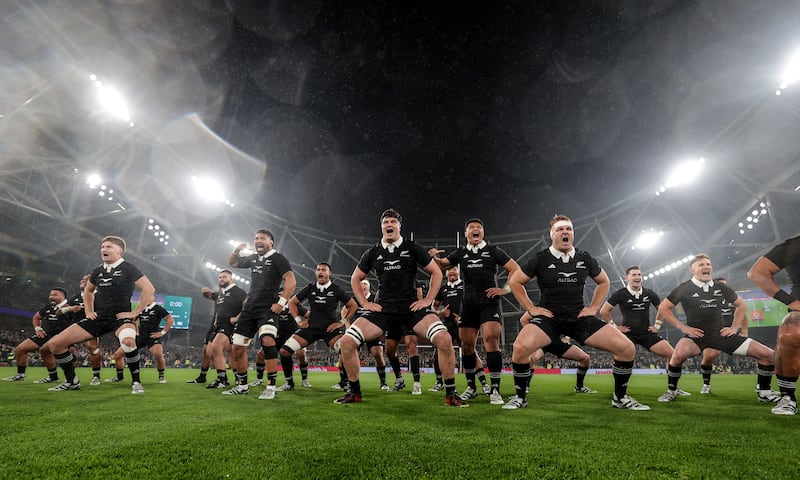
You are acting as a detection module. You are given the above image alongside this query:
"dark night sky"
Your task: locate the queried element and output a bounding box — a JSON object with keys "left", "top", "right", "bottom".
{"left": 177, "top": 0, "right": 798, "bottom": 238}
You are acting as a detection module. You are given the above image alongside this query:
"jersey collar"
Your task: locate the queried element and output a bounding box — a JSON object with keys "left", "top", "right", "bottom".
{"left": 103, "top": 257, "right": 124, "bottom": 272}
{"left": 626, "top": 285, "right": 643, "bottom": 299}
{"left": 691, "top": 277, "right": 714, "bottom": 292}
{"left": 466, "top": 240, "right": 487, "bottom": 254}
{"left": 381, "top": 236, "right": 404, "bottom": 253}
{"left": 548, "top": 246, "right": 575, "bottom": 263}
{"left": 221, "top": 284, "right": 236, "bottom": 293}
{"left": 258, "top": 249, "right": 277, "bottom": 261}
{"left": 447, "top": 279, "right": 463, "bottom": 288}
{"left": 316, "top": 280, "right": 332, "bottom": 291}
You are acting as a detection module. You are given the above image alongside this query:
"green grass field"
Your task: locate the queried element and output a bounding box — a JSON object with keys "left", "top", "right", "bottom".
{"left": 1, "top": 367, "right": 796, "bottom": 480}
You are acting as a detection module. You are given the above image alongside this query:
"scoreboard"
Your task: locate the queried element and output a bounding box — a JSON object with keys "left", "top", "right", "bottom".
{"left": 131, "top": 292, "right": 193, "bottom": 329}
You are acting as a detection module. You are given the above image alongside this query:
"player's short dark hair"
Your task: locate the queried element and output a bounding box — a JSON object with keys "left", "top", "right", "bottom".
{"left": 219, "top": 269, "right": 233, "bottom": 276}
{"left": 380, "top": 208, "right": 402, "bottom": 223}
{"left": 691, "top": 253, "right": 710, "bottom": 266}
{"left": 255, "top": 229, "right": 274, "bottom": 241}
{"left": 317, "top": 262, "right": 332, "bottom": 270}
{"left": 549, "top": 214, "right": 572, "bottom": 229}
{"left": 51, "top": 287, "right": 67, "bottom": 297}
{"left": 713, "top": 277, "right": 727, "bottom": 284}
{"left": 464, "top": 218, "right": 484, "bottom": 229}
{"left": 102, "top": 235, "right": 126, "bottom": 251}
{"left": 625, "top": 265, "right": 641, "bottom": 275}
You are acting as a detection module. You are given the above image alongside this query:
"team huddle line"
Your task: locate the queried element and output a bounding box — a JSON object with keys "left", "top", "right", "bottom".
{"left": 4, "top": 210, "right": 800, "bottom": 416}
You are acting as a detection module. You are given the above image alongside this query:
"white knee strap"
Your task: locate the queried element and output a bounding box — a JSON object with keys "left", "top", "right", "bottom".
{"left": 344, "top": 325, "right": 366, "bottom": 348}
{"left": 232, "top": 334, "right": 252, "bottom": 346}
{"left": 258, "top": 324, "right": 277, "bottom": 339}
{"left": 733, "top": 338, "right": 752, "bottom": 356}
{"left": 426, "top": 321, "right": 448, "bottom": 342}
{"left": 283, "top": 337, "right": 302, "bottom": 354}
{"left": 118, "top": 328, "right": 137, "bottom": 352}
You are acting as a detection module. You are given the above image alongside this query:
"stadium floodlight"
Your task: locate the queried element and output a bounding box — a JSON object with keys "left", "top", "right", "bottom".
{"left": 632, "top": 229, "right": 664, "bottom": 250}
{"left": 643, "top": 254, "right": 694, "bottom": 279}
{"left": 738, "top": 199, "right": 769, "bottom": 235}
{"left": 665, "top": 158, "right": 704, "bottom": 189}
{"left": 191, "top": 176, "right": 226, "bottom": 202}
{"left": 190, "top": 176, "right": 236, "bottom": 207}
{"left": 655, "top": 158, "right": 705, "bottom": 196}
{"left": 96, "top": 84, "right": 131, "bottom": 122}
{"left": 86, "top": 174, "right": 102, "bottom": 188}
{"left": 776, "top": 49, "right": 800, "bottom": 94}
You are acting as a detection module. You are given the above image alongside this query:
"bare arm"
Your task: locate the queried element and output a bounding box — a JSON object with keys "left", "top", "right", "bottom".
{"left": 427, "top": 248, "right": 451, "bottom": 269}
{"left": 32, "top": 312, "right": 46, "bottom": 338}
{"left": 582, "top": 269, "right": 610, "bottom": 316}
{"left": 152, "top": 314, "right": 174, "bottom": 338}
{"left": 288, "top": 296, "right": 301, "bottom": 319}
{"left": 726, "top": 296, "right": 747, "bottom": 336}
{"left": 350, "top": 267, "right": 370, "bottom": 307}
{"left": 134, "top": 276, "right": 156, "bottom": 316}
{"left": 228, "top": 243, "right": 247, "bottom": 267}
{"left": 341, "top": 298, "right": 358, "bottom": 322}
{"left": 599, "top": 302, "right": 615, "bottom": 324}
{"left": 117, "top": 275, "right": 155, "bottom": 320}
{"left": 271, "top": 271, "right": 296, "bottom": 314}
{"left": 509, "top": 269, "right": 553, "bottom": 318}
{"left": 487, "top": 259, "right": 522, "bottom": 298}
{"left": 657, "top": 298, "right": 703, "bottom": 337}
{"left": 84, "top": 280, "right": 97, "bottom": 319}
{"left": 411, "top": 261, "right": 443, "bottom": 311}
{"left": 748, "top": 256, "right": 800, "bottom": 311}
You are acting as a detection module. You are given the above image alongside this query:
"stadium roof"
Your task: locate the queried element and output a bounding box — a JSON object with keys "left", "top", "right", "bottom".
{"left": 1, "top": 1, "right": 799, "bottom": 306}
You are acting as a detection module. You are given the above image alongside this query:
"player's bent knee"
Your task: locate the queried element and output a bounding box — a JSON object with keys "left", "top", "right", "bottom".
{"left": 426, "top": 321, "right": 448, "bottom": 343}
{"left": 283, "top": 337, "right": 302, "bottom": 354}
{"left": 734, "top": 338, "right": 757, "bottom": 357}
{"left": 118, "top": 328, "right": 137, "bottom": 352}
{"left": 258, "top": 324, "right": 277, "bottom": 341}
{"left": 343, "top": 325, "right": 366, "bottom": 349}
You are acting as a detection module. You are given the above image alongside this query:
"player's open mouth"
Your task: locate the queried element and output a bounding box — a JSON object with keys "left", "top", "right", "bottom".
{"left": 472, "top": 232, "right": 480, "bottom": 238}
{"left": 386, "top": 228, "right": 394, "bottom": 234}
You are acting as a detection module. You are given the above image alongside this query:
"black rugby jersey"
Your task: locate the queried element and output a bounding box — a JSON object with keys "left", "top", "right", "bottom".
{"left": 606, "top": 287, "right": 660, "bottom": 332}
{"left": 764, "top": 235, "right": 800, "bottom": 301}
{"left": 521, "top": 248, "right": 602, "bottom": 314}
{"left": 89, "top": 260, "right": 144, "bottom": 317}
{"left": 437, "top": 280, "right": 465, "bottom": 316}
{"left": 138, "top": 304, "right": 171, "bottom": 336}
{"left": 234, "top": 250, "right": 292, "bottom": 309}
{"left": 296, "top": 282, "right": 352, "bottom": 328}
{"left": 278, "top": 303, "right": 308, "bottom": 324}
{"left": 445, "top": 243, "right": 511, "bottom": 293}
{"left": 38, "top": 300, "right": 72, "bottom": 334}
{"left": 210, "top": 285, "right": 247, "bottom": 325}
{"left": 666, "top": 280, "right": 739, "bottom": 332}
{"left": 720, "top": 300, "right": 734, "bottom": 327}
{"left": 357, "top": 237, "right": 432, "bottom": 313}
{"left": 66, "top": 292, "right": 85, "bottom": 323}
